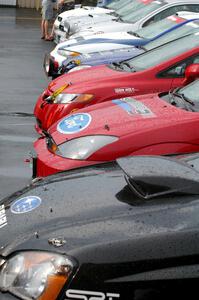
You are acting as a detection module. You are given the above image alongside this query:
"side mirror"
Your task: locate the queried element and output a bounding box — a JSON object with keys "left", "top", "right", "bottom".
{"left": 183, "top": 63, "right": 199, "bottom": 86}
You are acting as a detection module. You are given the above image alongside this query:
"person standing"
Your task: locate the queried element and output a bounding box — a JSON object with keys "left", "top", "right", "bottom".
{"left": 41, "top": 0, "right": 55, "bottom": 41}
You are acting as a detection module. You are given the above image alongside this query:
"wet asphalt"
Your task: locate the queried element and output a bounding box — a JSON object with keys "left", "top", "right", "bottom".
{"left": 0, "top": 8, "right": 54, "bottom": 199}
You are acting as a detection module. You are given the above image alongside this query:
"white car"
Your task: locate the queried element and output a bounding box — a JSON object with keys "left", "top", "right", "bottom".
{"left": 61, "top": 0, "right": 199, "bottom": 41}
{"left": 54, "top": 0, "right": 129, "bottom": 43}
{"left": 46, "top": 12, "right": 199, "bottom": 75}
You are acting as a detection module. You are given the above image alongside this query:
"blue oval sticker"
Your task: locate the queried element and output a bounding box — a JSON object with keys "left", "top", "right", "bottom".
{"left": 57, "top": 113, "right": 91, "bottom": 134}
{"left": 11, "top": 196, "right": 42, "bottom": 214}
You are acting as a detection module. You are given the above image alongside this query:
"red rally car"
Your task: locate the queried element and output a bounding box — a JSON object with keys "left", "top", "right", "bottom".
{"left": 34, "top": 33, "right": 199, "bottom": 133}
{"left": 33, "top": 78, "right": 199, "bottom": 177}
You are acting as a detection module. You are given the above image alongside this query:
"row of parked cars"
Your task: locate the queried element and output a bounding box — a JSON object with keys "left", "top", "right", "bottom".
{"left": 2, "top": 0, "right": 199, "bottom": 299}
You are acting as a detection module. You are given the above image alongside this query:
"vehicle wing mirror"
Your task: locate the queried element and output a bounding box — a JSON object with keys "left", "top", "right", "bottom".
{"left": 183, "top": 63, "right": 199, "bottom": 86}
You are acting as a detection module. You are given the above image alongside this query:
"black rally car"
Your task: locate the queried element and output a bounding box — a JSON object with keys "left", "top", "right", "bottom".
{"left": 1, "top": 155, "right": 199, "bottom": 300}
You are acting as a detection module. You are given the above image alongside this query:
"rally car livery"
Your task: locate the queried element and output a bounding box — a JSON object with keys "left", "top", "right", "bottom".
{"left": 46, "top": 16, "right": 199, "bottom": 78}
{"left": 61, "top": 0, "right": 199, "bottom": 41}
{"left": 53, "top": 0, "right": 127, "bottom": 43}
{"left": 35, "top": 33, "right": 199, "bottom": 133}
{"left": 1, "top": 154, "right": 199, "bottom": 299}
{"left": 33, "top": 78, "right": 199, "bottom": 177}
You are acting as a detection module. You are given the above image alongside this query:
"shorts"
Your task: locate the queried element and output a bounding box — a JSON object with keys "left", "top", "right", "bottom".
{"left": 42, "top": 3, "right": 54, "bottom": 20}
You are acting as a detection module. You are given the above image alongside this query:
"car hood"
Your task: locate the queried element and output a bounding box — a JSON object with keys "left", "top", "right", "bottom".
{"left": 52, "top": 31, "right": 141, "bottom": 51}
{"left": 60, "top": 38, "right": 145, "bottom": 54}
{"left": 47, "top": 64, "right": 127, "bottom": 94}
{"left": 59, "top": 6, "right": 113, "bottom": 19}
{"left": 72, "top": 22, "right": 136, "bottom": 38}
{"left": 1, "top": 160, "right": 199, "bottom": 259}
{"left": 49, "top": 94, "right": 196, "bottom": 144}
{"left": 64, "top": 47, "right": 143, "bottom": 67}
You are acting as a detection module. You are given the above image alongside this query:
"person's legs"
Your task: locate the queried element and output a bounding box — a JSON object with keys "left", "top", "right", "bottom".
{"left": 41, "top": 19, "right": 45, "bottom": 39}
{"left": 44, "top": 20, "right": 49, "bottom": 39}
{"left": 41, "top": 3, "right": 54, "bottom": 40}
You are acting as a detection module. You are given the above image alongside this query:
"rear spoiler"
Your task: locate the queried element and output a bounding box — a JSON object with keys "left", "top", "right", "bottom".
{"left": 117, "top": 155, "right": 199, "bottom": 200}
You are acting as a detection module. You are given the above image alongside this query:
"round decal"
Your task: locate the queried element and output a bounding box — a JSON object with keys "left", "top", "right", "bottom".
{"left": 11, "top": 196, "right": 42, "bottom": 214}
{"left": 57, "top": 113, "right": 91, "bottom": 134}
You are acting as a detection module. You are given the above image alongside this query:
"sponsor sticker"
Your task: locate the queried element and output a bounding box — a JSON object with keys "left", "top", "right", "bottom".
{"left": 65, "top": 289, "right": 120, "bottom": 300}
{"left": 0, "top": 205, "right": 7, "bottom": 229}
{"left": 112, "top": 97, "right": 154, "bottom": 117}
{"left": 114, "top": 87, "right": 138, "bottom": 94}
{"left": 57, "top": 113, "right": 92, "bottom": 134}
{"left": 11, "top": 196, "right": 42, "bottom": 214}
{"left": 167, "top": 15, "right": 185, "bottom": 23}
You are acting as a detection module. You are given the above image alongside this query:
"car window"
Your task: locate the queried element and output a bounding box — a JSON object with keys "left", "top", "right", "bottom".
{"left": 143, "top": 5, "right": 199, "bottom": 27}
{"left": 145, "top": 21, "right": 199, "bottom": 51}
{"left": 126, "top": 34, "right": 199, "bottom": 71}
{"left": 121, "top": 1, "right": 164, "bottom": 23}
{"left": 116, "top": 0, "right": 151, "bottom": 17}
{"left": 158, "top": 54, "right": 199, "bottom": 78}
{"left": 107, "top": 0, "right": 131, "bottom": 10}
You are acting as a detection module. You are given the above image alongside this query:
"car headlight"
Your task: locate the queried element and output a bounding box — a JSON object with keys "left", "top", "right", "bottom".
{"left": 0, "top": 251, "right": 75, "bottom": 300}
{"left": 57, "top": 49, "right": 80, "bottom": 58}
{"left": 54, "top": 93, "right": 78, "bottom": 104}
{"left": 68, "top": 65, "right": 91, "bottom": 73}
{"left": 57, "top": 135, "right": 118, "bottom": 159}
{"left": 54, "top": 93, "right": 94, "bottom": 104}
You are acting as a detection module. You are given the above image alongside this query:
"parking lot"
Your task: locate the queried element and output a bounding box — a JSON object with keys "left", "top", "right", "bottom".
{"left": 0, "top": 7, "right": 54, "bottom": 199}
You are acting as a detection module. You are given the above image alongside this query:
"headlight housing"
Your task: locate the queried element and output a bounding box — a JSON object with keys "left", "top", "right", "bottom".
{"left": 57, "top": 49, "right": 80, "bottom": 58}
{"left": 0, "top": 251, "right": 75, "bottom": 300}
{"left": 57, "top": 135, "right": 118, "bottom": 160}
{"left": 53, "top": 93, "right": 94, "bottom": 104}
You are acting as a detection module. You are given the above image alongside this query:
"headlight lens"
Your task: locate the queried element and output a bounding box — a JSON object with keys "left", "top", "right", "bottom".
{"left": 68, "top": 65, "right": 91, "bottom": 73}
{"left": 54, "top": 93, "right": 78, "bottom": 104}
{"left": 57, "top": 135, "right": 118, "bottom": 159}
{"left": 54, "top": 93, "right": 93, "bottom": 104}
{"left": 57, "top": 49, "right": 80, "bottom": 58}
{"left": 0, "top": 251, "right": 74, "bottom": 300}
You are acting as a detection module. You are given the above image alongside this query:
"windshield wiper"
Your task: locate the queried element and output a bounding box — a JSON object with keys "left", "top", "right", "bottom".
{"left": 121, "top": 61, "right": 136, "bottom": 72}
{"left": 110, "top": 11, "right": 119, "bottom": 17}
{"left": 168, "top": 90, "right": 177, "bottom": 105}
{"left": 128, "top": 31, "right": 141, "bottom": 38}
{"left": 173, "top": 91, "right": 195, "bottom": 106}
{"left": 111, "top": 62, "right": 124, "bottom": 70}
{"left": 117, "top": 16, "right": 123, "bottom": 22}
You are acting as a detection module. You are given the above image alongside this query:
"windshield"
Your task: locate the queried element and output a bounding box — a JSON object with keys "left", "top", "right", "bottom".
{"left": 107, "top": 0, "right": 131, "bottom": 10}
{"left": 122, "top": 1, "right": 164, "bottom": 23}
{"left": 115, "top": 0, "right": 150, "bottom": 17}
{"left": 178, "top": 80, "right": 199, "bottom": 103}
{"left": 135, "top": 15, "right": 187, "bottom": 39}
{"left": 145, "top": 21, "right": 199, "bottom": 50}
{"left": 125, "top": 33, "right": 199, "bottom": 71}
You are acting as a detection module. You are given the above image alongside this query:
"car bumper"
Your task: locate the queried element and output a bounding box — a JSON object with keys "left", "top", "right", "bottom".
{"left": 32, "top": 137, "right": 102, "bottom": 177}
{"left": 43, "top": 54, "right": 60, "bottom": 78}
